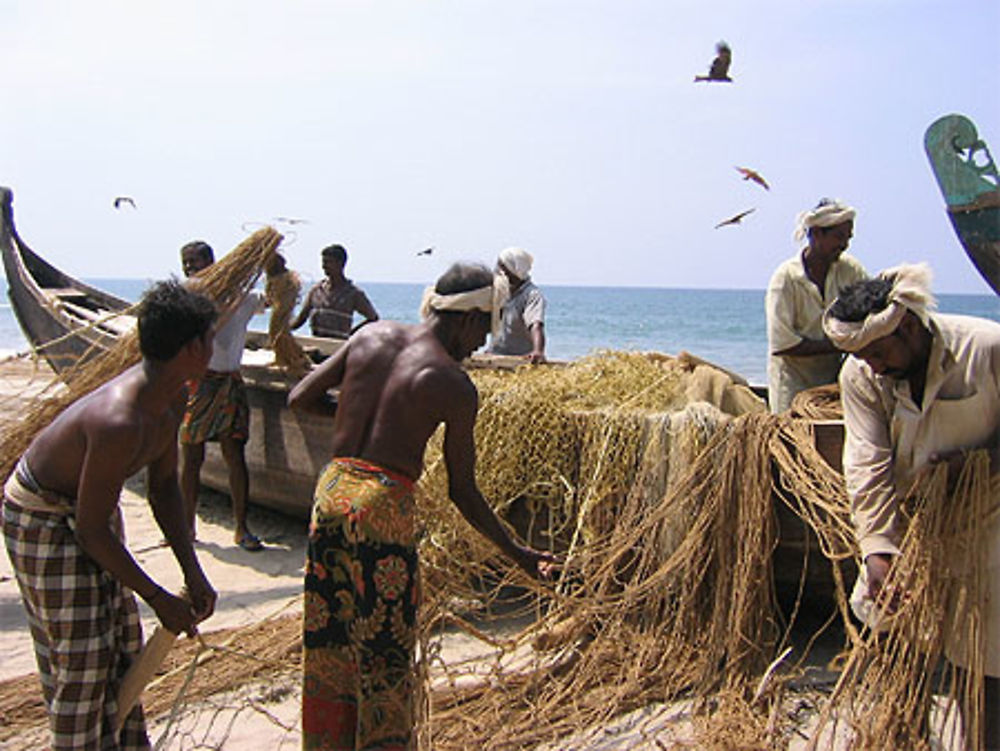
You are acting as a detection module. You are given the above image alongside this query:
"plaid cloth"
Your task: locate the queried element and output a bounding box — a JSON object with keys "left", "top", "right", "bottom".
{"left": 303, "top": 457, "right": 418, "bottom": 751}
{"left": 2, "top": 469, "right": 149, "bottom": 751}
{"left": 179, "top": 369, "right": 250, "bottom": 445}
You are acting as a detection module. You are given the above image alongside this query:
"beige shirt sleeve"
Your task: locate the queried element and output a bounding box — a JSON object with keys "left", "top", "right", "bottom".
{"left": 765, "top": 265, "right": 802, "bottom": 355}
{"left": 840, "top": 359, "right": 902, "bottom": 560}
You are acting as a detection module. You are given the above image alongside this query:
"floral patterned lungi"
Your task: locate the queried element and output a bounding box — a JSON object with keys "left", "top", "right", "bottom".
{"left": 178, "top": 370, "right": 249, "bottom": 444}
{"left": 303, "top": 458, "right": 418, "bottom": 751}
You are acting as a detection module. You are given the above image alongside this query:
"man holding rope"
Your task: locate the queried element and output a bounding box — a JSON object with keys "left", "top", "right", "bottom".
{"left": 2, "top": 280, "right": 218, "bottom": 750}
{"left": 289, "top": 261, "right": 556, "bottom": 751}
{"left": 824, "top": 263, "right": 1000, "bottom": 748}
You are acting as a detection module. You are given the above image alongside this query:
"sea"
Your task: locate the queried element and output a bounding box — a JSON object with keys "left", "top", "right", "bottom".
{"left": 2, "top": 279, "right": 998, "bottom": 387}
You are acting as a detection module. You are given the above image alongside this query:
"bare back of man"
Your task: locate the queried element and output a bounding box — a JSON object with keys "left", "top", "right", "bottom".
{"left": 316, "top": 320, "right": 475, "bottom": 481}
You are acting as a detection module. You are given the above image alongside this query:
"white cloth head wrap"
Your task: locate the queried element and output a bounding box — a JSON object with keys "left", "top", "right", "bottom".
{"left": 793, "top": 198, "right": 857, "bottom": 243}
{"left": 822, "top": 262, "right": 936, "bottom": 353}
{"left": 419, "top": 284, "right": 493, "bottom": 321}
{"left": 497, "top": 246, "right": 533, "bottom": 280}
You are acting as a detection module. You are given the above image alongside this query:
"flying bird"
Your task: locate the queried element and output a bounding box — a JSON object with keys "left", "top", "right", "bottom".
{"left": 694, "top": 41, "right": 732, "bottom": 83}
{"left": 735, "top": 166, "right": 770, "bottom": 191}
{"left": 113, "top": 196, "right": 136, "bottom": 209}
{"left": 714, "top": 208, "right": 755, "bottom": 229}
{"left": 416, "top": 246, "right": 434, "bottom": 257}
{"left": 273, "top": 216, "right": 310, "bottom": 225}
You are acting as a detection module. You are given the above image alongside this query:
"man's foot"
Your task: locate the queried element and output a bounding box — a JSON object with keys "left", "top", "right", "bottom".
{"left": 236, "top": 532, "right": 264, "bottom": 552}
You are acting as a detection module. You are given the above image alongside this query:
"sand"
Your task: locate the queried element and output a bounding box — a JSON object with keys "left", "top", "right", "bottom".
{"left": 0, "top": 356, "right": 307, "bottom": 749}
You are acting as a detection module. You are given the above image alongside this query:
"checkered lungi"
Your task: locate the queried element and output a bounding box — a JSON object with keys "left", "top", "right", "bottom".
{"left": 178, "top": 369, "right": 250, "bottom": 444}
{"left": 302, "top": 457, "right": 418, "bottom": 751}
{"left": 2, "top": 465, "right": 149, "bottom": 751}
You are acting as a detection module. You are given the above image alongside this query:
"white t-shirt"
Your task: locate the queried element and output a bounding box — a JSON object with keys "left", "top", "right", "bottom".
{"left": 208, "top": 291, "right": 264, "bottom": 372}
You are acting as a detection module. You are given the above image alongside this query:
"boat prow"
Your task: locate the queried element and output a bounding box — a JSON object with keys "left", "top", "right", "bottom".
{"left": 924, "top": 113, "right": 1000, "bottom": 296}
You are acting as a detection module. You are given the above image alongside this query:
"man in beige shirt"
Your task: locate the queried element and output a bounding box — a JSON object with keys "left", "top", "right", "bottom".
{"left": 824, "top": 263, "right": 1000, "bottom": 747}
{"left": 765, "top": 198, "right": 868, "bottom": 412}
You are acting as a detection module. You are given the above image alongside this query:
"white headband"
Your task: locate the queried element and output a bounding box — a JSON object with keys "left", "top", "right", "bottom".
{"left": 793, "top": 199, "right": 857, "bottom": 243}
{"left": 823, "top": 263, "right": 936, "bottom": 352}
{"left": 498, "top": 246, "right": 533, "bottom": 280}
{"left": 419, "top": 284, "right": 494, "bottom": 321}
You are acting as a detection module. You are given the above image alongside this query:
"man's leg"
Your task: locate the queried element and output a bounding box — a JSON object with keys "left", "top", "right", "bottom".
{"left": 219, "top": 436, "right": 253, "bottom": 545}
{"left": 180, "top": 442, "right": 205, "bottom": 540}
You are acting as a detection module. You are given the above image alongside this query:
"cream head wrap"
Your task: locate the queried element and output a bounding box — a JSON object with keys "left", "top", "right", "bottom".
{"left": 497, "top": 246, "right": 533, "bottom": 281}
{"left": 822, "top": 262, "right": 936, "bottom": 353}
{"left": 793, "top": 198, "right": 857, "bottom": 244}
{"left": 419, "top": 284, "right": 494, "bottom": 321}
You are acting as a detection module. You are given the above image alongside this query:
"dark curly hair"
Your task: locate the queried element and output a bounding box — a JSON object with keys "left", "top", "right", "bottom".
{"left": 827, "top": 276, "right": 894, "bottom": 323}
{"left": 321, "top": 244, "right": 348, "bottom": 264}
{"left": 138, "top": 279, "right": 217, "bottom": 361}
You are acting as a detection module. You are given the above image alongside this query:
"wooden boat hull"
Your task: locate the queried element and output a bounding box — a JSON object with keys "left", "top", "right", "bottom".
{"left": 1, "top": 186, "right": 330, "bottom": 519}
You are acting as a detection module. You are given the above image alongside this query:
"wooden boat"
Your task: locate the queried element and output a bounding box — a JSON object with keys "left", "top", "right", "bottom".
{"left": 925, "top": 113, "right": 1000, "bottom": 296}
{"left": 0, "top": 185, "right": 340, "bottom": 519}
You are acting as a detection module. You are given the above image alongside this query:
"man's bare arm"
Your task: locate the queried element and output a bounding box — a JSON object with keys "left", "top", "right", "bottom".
{"left": 288, "top": 338, "right": 349, "bottom": 417}
{"left": 529, "top": 322, "right": 546, "bottom": 364}
{"left": 289, "top": 287, "right": 315, "bottom": 331}
{"left": 146, "top": 435, "right": 216, "bottom": 622}
{"left": 442, "top": 376, "right": 552, "bottom": 578}
{"left": 74, "top": 422, "right": 203, "bottom": 635}
{"left": 773, "top": 337, "right": 841, "bottom": 357}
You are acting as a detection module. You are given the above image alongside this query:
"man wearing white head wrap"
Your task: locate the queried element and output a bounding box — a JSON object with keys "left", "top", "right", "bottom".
{"left": 825, "top": 265, "right": 1000, "bottom": 744}
{"left": 764, "top": 197, "right": 867, "bottom": 412}
{"left": 288, "top": 262, "right": 556, "bottom": 751}
{"left": 490, "top": 246, "right": 548, "bottom": 363}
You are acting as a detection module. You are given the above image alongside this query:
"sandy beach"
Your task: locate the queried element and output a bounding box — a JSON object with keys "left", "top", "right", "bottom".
{"left": 0, "top": 355, "right": 307, "bottom": 749}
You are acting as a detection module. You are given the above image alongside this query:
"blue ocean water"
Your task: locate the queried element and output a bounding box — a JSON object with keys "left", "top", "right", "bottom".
{"left": 2, "top": 278, "right": 998, "bottom": 387}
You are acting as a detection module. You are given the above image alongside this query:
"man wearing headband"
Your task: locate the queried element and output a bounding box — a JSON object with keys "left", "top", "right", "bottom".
{"left": 824, "top": 264, "right": 1000, "bottom": 746}
{"left": 289, "top": 262, "right": 556, "bottom": 751}
{"left": 489, "top": 246, "right": 547, "bottom": 364}
{"left": 765, "top": 198, "right": 868, "bottom": 412}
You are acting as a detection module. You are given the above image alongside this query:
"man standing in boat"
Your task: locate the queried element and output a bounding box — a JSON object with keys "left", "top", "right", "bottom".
{"left": 288, "top": 261, "right": 556, "bottom": 751}
{"left": 765, "top": 198, "right": 868, "bottom": 412}
{"left": 824, "top": 265, "right": 999, "bottom": 748}
{"left": 290, "top": 243, "right": 379, "bottom": 340}
{"left": 2, "top": 280, "right": 218, "bottom": 751}
{"left": 179, "top": 240, "right": 265, "bottom": 551}
{"left": 489, "top": 246, "right": 548, "bottom": 364}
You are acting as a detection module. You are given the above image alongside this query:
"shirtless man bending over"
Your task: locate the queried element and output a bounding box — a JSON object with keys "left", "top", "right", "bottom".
{"left": 2, "top": 280, "right": 218, "bottom": 750}
{"left": 289, "top": 261, "right": 555, "bottom": 751}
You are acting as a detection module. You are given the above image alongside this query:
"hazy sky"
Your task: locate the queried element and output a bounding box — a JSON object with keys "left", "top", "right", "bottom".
{"left": 1, "top": 1, "right": 998, "bottom": 293}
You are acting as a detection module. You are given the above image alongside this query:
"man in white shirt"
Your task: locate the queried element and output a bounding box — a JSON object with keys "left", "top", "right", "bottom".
{"left": 765, "top": 198, "right": 868, "bottom": 412}
{"left": 179, "top": 240, "right": 266, "bottom": 551}
{"left": 489, "top": 246, "right": 547, "bottom": 364}
{"left": 824, "top": 264, "right": 1000, "bottom": 748}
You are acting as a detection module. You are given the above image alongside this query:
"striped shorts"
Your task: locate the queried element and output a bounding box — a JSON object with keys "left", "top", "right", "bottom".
{"left": 2, "top": 491, "right": 149, "bottom": 750}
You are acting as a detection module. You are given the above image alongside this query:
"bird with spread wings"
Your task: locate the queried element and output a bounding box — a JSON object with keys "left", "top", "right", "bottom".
{"left": 113, "top": 196, "right": 136, "bottom": 209}
{"left": 735, "top": 166, "right": 770, "bottom": 190}
{"left": 694, "top": 41, "right": 732, "bottom": 83}
{"left": 416, "top": 246, "right": 434, "bottom": 257}
{"left": 714, "top": 208, "right": 755, "bottom": 229}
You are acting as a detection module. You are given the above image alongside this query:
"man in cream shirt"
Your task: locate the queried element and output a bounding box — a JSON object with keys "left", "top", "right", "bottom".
{"left": 765, "top": 198, "right": 868, "bottom": 412}
{"left": 824, "top": 263, "right": 1000, "bottom": 747}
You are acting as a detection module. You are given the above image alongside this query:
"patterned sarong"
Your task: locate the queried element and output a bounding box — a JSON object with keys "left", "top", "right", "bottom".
{"left": 2, "top": 466, "right": 148, "bottom": 751}
{"left": 179, "top": 369, "right": 249, "bottom": 444}
{"left": 303, "top": 458, "right": 418, "bottom": 751}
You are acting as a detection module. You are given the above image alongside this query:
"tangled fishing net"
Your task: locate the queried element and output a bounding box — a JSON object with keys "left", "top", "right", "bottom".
{"left": 2, "top": 266, "right": 996, "bottom": 748}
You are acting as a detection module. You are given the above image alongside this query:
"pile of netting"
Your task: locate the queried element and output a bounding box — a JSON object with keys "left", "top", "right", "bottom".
{"left": 412, "top": 360, "right": 995, "bottom": 750}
